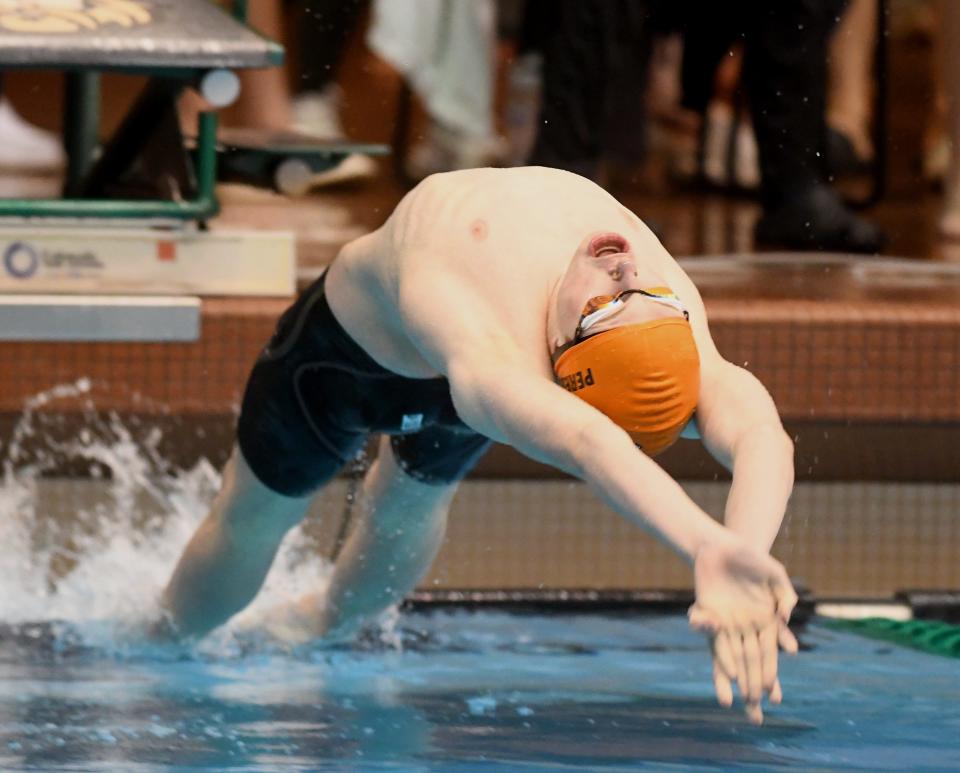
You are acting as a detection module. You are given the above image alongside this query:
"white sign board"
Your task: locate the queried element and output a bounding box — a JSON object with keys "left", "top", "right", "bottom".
{"left": 0, "top": 227, "right": 295, "bottom": 297}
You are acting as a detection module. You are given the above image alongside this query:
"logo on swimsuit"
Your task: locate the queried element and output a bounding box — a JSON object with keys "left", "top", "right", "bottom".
{"left": 558, "top": 368, "right": 595, "bottom": 393}
{"left": 3, "top": 241, "right": 38, "bottom": 279}
{"left": 400, "top": 413, "right": 423, "bottom": 432}
{"left": 0, "top": 1, "right": 151, "bottom": 34}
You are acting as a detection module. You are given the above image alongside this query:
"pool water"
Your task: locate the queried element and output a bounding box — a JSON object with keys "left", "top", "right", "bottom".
{"left": 0, "top": 395, "right": 957, "bottom": 771}
{"left": 1, "top": 611, "right": 958, "bottom": 772}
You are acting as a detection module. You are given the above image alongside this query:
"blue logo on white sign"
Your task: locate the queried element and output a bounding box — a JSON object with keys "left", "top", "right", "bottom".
{"left": 3, "top": 242, "right": 39, "bottom": 279}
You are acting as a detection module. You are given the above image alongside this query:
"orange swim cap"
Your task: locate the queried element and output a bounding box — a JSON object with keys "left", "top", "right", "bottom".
{"left": 553, "top": 317, "right": 700, "bottom": 456}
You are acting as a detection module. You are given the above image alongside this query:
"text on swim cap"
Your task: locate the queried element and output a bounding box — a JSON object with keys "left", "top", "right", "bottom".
{"left": 559, "top": 368, "right": 595, "bottom": 392}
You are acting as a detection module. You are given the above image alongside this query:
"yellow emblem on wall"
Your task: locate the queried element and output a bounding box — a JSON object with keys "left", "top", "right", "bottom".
{"left": 0, "top": 0, "right": 151, "bottom": 33}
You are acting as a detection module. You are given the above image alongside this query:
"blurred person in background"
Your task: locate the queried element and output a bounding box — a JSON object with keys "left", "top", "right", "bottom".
{"left": 679, "top": 0, "right": 885, "bottom": 253}
{"left": 287, "top": 0, "right": 378, "bottom": 184}
{"left": 366, "top": 0, "right": 508, "bottom": 180}
{"left": 825, "top": 0, "right": 878, "bottom": 177}
{"left": 181, "top": 0, "right": 376, "bottom": 189}
{"left": 523, "top": 0, "right": 656, "bottom": 184}
{"left": 679, "top": 43, "right": 760, "bottom": 193}
{"left": 197, "top": 0, "right": 505, "bottom": 186}
{"left": 520, "top": 0, "right": 883, "bottom": 252}
{"left": 681, "top": 0, "right": 879, "bottom": 192}
{"left": 289, "top": 0, "right": 366, "bottom": 138}
{"left": 935, "top": 0, "right": 960, "bottom": 238}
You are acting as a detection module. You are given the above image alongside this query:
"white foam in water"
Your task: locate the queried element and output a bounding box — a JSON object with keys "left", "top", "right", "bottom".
{"left": 0, "top": 380, "right": 336, "bottom": 654}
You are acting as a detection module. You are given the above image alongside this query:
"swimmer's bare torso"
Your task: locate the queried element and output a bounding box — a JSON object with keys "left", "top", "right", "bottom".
{"left": 326, "top": 167, "right": 686, "bottom": 382}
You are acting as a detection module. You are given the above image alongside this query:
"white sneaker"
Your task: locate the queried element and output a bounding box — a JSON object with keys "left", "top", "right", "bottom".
{"left": 732, "top": 119, "right": 760, "bottom": 190}
{"left": 291, "top": 86, "right": 345, "bottom": 140}
{"left": 701, "top": 102, "right": 733, "bottom": 187}
{"left": 288, "top": 86, "right": 379, "bottom": 191}
{"left": 0, "top": 97, "right": 65, "bottom": 173}
{"left": 405, "top": 120, "right": 509, "bottom": 181}
{"left": 924, "top": 136, "right": 950, "bottom": 186}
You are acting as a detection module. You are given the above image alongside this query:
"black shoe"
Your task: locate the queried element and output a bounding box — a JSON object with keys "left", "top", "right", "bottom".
{"left": 755, "top": 185, "right": 886, "bottom": 253}
{"left": 826, "top": 128, "right": 873, "bottom": 178}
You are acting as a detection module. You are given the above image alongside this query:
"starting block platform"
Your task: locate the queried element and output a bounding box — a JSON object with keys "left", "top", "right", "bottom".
{"left": 0, "top": 1, "right": 381, "bottom": 223}
{"left": 216, "top": 128, "right": 389, "bottom": 196}
{"left": 0, "top": 1, "right": 281, "bottom": 69}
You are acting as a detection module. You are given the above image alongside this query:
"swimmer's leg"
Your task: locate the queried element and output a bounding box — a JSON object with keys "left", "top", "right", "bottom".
{"left": 315, "top": 435, "right": 459, "bottom": 641}
{"left": 161, "top": 444, "right": 313, "bottom": 640}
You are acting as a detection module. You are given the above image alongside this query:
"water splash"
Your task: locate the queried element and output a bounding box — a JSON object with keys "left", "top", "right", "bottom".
{"left": 0, "top": 380, "right": 335, "bottom": 653}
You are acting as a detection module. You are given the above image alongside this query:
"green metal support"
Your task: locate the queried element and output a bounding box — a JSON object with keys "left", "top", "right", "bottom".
{"left": 0, "top": 198, "right": 213, "bottom": 219}
{"left": 0, "top": 1, "right": 285, "bottom": 224}
{"left": 195, "top": 110, "right": 219, "bottom": 215}
{"left": 63, "top": 71, "right": 101, "bottom": 197}
{"left": 0, "top": 111, "right": 220, "bottom": 221}
{"left": 232, "top": 0, "right": 249, "bottom": 23}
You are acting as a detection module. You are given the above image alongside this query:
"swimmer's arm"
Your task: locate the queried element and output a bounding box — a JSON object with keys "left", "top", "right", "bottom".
{"left": 696, "top": 360, "right": 794, "bottom": 553}
{"left": 397, "top": 274, "right": 728, "bottom": 562}
{"left": 446, "top": 353, "right": 730, "bottom": 562}
{"left": 627, "top": 224, "right": 794, "bottom": 553}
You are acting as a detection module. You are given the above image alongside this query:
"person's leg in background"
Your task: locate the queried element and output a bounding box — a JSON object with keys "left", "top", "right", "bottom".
{"left": 500, "top": 0, "right": 546, "bottom": 168}
{"left": 178, "top": 0, "right": 291, "bottom": 134}
{"left": 291, "top": 0, "right": 367, "bottom": 138}
{"left": 234, "top": 0, "right": 292, "bottom": 131}
{"left": 527, "top": 0, "right": 653, "bottom": 183}
{"left": 826, "top": 0, "right": 878, "bottom": 175}
{"left": 368, "top": 0, "right": 506, "bottom": 179}
{"left": 283, "top": 0, "right": 378, "bottom": 187}
{"left": 600, "top": 1, "right": 658, "bottom": 184}
{"left": 678, "top": 3, "right": 751, "bottom": 190}
{"left": 923, "top": 0, "right": 949, "bottom": 187}
{"left": 745, "top": 0, "right": 885, "bottom": 252}
{"left": 937, "top": 0, "right": 960, "bottom": 237}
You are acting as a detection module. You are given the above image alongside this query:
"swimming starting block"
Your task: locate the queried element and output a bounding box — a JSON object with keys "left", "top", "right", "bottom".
{"left": 0, "top": 1, "right": 377, "bottom": 223}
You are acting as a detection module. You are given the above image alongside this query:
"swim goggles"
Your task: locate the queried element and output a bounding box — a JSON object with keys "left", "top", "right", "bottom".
{"left": 574, "top": 287, "right": 689, "bottom": 342}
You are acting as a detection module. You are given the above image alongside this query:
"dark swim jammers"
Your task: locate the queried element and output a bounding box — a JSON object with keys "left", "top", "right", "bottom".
{"left": 237, "top": 272, "right": 491, "bottom": 497}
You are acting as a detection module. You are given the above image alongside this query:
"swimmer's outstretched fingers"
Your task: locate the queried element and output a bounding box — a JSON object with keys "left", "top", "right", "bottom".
{"left": 689, "top": 540, "right": 799, "bottom": 724}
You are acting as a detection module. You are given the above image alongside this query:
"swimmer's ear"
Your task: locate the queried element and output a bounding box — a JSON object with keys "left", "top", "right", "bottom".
{"left": 680, "top": 415, "right": 701, "bottom": 440}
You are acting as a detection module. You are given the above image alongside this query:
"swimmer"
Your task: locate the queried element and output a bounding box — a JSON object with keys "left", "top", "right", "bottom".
{"left": 160, "top": 166, "right": 799, "bottom": 724}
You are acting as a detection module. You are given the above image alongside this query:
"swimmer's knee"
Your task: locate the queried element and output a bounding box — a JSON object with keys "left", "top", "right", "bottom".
{"left": 228, "top": 445, "right": 314, "bottom": 502}
{"left": 218, "top": 446, "right": 314, "bottom": 536}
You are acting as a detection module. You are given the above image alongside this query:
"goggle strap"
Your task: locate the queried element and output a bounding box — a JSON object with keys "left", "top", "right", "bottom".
{"left": 577, "top": 289, "right": 689, "bottom": 339}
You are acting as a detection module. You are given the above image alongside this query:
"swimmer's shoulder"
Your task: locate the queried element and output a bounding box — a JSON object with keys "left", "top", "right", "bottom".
{"left": 391, "top": 168, "right": 498, "bottom": 226}
{"left": 385, "top": 167, "right": 609, "bottom": 252}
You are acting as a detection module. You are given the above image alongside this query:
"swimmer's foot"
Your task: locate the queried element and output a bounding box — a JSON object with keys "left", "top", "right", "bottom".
{"left": 754, "top": 184, "right": 886, "bottom": 254}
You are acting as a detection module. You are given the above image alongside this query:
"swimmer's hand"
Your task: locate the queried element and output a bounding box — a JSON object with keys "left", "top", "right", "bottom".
{"left": 688, "top": 538, "right": 799, "bottom": 726}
